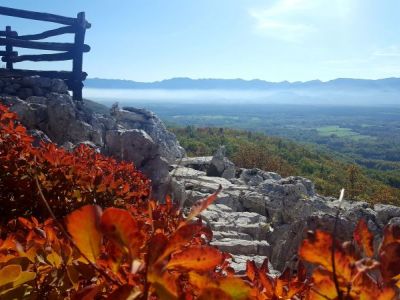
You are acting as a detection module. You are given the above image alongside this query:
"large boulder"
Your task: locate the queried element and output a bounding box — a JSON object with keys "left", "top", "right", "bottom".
{"left": 111, "top": 105, "right": 185, "bottom": 162}
{"left": 207, "top": 146, "right": 236, "bottom": 179}
{"left": 104, "top": 129, "right": 170, "bottom": 200}
{"left": 179, "top": 156, "right": 213, "bottom": 171}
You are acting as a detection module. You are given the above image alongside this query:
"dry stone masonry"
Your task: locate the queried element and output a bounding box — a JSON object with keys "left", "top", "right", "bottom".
{"left": 0, "top": 76, "right": 69, "bottom": 99}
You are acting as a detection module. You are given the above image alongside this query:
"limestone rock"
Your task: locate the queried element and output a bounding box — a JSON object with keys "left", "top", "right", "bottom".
{"left": 180, "top": 156, "right": 213, "bottom": 171}
{"left": 374, "top": 204, "right": 400, "bottom": 226}
{"left": 104, "top": 129, "right": 170, "bottom": 200}
{"left": 239, "top": 168, "right": 282, "bottom": 186}
{"left": 207, "top": 146, "right": 236, "bottom": 179}
{"left": 112, "top": 105, "right": 185, "bottom": 162}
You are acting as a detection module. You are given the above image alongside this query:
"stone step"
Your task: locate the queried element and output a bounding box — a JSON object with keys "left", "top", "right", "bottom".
{"left": 213, "top": 230, "right": 252, "bottom": 241}
{"left": 211, "top": 238, "right": 271, "bottom": 256}
{"left": 210, "top": 223, "right": 270, "bottom": 240}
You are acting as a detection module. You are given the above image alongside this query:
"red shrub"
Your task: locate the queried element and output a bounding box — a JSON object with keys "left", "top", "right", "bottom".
{"left": 0, "top": 103, "right": 150, "bottom": 219}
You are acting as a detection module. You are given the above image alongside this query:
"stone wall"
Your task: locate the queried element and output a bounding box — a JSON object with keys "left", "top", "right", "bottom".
{"left": 0, "top": 75, "right": 69, "bottom": 100}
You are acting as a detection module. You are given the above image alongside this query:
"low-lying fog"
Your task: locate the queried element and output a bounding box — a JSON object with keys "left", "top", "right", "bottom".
{"left": 84, "top": 88, "right": 399, "bottom": 107}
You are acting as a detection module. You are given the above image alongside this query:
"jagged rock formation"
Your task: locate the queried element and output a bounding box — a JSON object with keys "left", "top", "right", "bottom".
{"left": 0, "top": 75, "right": 184, "bottom": 200}
{"left": 171, "top": 148, "right": 400, "bottom": 272}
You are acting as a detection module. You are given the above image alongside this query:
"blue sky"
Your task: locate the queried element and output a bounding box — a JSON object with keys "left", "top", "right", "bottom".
{"left": 1, "top": 0, "right": 400, "bottom": 82}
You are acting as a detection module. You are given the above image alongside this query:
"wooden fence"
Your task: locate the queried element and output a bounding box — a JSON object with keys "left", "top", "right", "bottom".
{"left": 0, "top": 6, "right": 91, "bottom": 101}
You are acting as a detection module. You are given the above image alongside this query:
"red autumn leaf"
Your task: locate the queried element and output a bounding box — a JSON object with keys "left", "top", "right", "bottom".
{"left": 186, "top": 185, "right": 222, "bottom": 222}
{"left": 189, "top": 272, "right": 251, "bottom": 300}
{"left": 0, "top": 264, "right": 22, "bottom": 287}
{"left": 65, "top": 205, "right": 103, "bottom": 263}
{"left": 18, "top": 217, "right": 34, "bottom": 230}
{"left": 259, "top": 272, "right": 274, "bottom": 299}
{"left": 147, "top": 233, "right": 168, "bottom": 266}
{"left": 218, "top": 276, "right": 252, "bottom": 300}
{"left": 151, "top": 282, "right": 178, "bottom": 300}
{"left": 72, "top": 284, "right": 100, "bottom": 300}
{"left": 299, "top": 230, "right": 353, "bottom": 282}
{"left": 246, "top": 260, "right": 257, "bottom": 281}
{"left": 148, "top": 272, "right": 179, "bottom": 300}
{"left": 354, "top": 219, "right": 374, "bottom": 257}
{"left": 198, "top": 288, "right": 232, "bottom": 300}
{"left": 158, "top": 222, "right": 213, "bottom": 263}
{"left": 297, "top": 261, "right": 307, "bottom": 282}
{"left": 100, "top": 207, "right": 144, "bottom": 257}
{"left": 106, "top": 284, "right": 141, "bottom": 299}
{"left": 166, "top": 246, "right": 224, "bottom": 271}
{"left": 275, "top": 268, "right": 290, "bottom": 297}
{"left": 380, "top": 224, "right": 400, "bottom": 251}
{"left": 308, "top": 269, "right": 338, "bottom": 300}
{"left": 188, "top": 271, "right": 212, "bottom": 291}
{"left": 376, "top": 287, "right": 398, "bottom": 300}
{"left": 270, "top": 267, "right": 308, "bottom": 299}
{"left": 260, "top": 257, "right": 270, "bottom": 274}
{"left": 0, "top": 112, "right": 16, "bottom": 121}
{"left": 379, "top": 242, "right": 400, "bottom": 282}
{"left": 0, "top": 236, "right": 16, "bottom": 252}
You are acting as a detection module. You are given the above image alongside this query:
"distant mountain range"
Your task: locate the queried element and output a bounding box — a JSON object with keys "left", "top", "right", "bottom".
{"left": 85, "top": 77, "right": 400, "bottom": 91}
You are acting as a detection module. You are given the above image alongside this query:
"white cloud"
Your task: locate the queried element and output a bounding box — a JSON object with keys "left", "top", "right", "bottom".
{"left": 249, "top": 0, "right": 355, "bottom": 42}
{"left": 250, "top": 15, "right": 315, "bottom": 42}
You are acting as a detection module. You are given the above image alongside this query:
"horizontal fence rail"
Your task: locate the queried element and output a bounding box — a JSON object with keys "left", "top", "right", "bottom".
{"left": 0, "top": 38, "right": 91, "bottom": 52}
{"left": 0, "top": 6, "right": 90, "bottom": 101}
{"left": 12, "top": 25, "right": 76, "bottom": 41}
{"left": 0, "top": 6, "right": 91, "bottom": 28}
{"left": 3, "top": 52, "right": 75, "bottom": 63}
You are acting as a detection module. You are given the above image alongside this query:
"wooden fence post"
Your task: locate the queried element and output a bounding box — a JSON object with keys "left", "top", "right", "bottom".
{"left": 0, "top": 7, "right": 91, "bottom": 102}
{"left": 5, "top": 26, "right": 14, "bottom": 69}
{"left": 72, "top": 12, "right": 86, "bottom": 101}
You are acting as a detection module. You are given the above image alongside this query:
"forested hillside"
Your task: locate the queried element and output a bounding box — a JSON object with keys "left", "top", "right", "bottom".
{"left": 172, "top": 126, "right": 400, "bottom": 205}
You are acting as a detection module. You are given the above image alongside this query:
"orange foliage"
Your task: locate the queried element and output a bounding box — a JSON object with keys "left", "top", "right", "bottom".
{"left": 299, "top": 222, "right": 400, "bottom": 299}
{"left": 0, "top": 103, "right": 150, "bottom": 219}
{"left": 0, "top": 103, "right": 399, "bottom": 299}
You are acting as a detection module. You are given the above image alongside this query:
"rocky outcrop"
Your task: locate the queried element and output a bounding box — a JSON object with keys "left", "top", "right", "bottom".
{"left": 0, "top": 75, "right": 184, "bottom": 200}
{"left": 111, "top": 105, "right": 185, "bottom": 162}
{"left": 171, "top": 151, "right": 400, "bottom": 272}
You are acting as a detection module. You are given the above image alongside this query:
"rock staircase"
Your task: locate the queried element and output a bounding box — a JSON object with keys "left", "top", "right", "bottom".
{"left": 201, "top": 203, "right": 272, "bottom": 273}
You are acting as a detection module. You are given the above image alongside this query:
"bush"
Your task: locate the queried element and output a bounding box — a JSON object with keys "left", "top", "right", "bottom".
{"left": 0, "top": 103, "right": 150, "bottom": 220}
